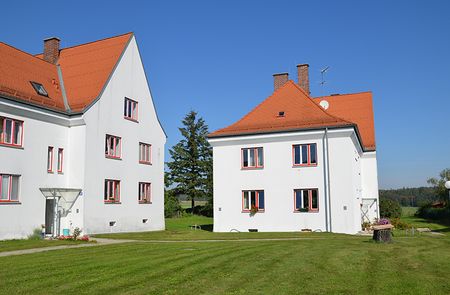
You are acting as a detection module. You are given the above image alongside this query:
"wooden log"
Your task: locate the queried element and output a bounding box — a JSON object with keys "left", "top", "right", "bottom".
{"left": 373, "top": 229, "right": 392, "bottom": 243}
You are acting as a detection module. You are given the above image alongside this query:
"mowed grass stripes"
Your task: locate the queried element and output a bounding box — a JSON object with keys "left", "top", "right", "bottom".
{"left": 1, "top": 235, "right": 449, "bottom": 294}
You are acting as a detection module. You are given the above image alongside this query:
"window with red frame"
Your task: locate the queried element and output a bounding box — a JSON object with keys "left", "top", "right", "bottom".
{"left": 294, "top": 189, "right": 318, "bottom": 212}
{"left": 139, "top": 182, "right": 151, "bottom": 203}
{"left": 104, "top": 179, "right": 120, "bottom": 203}
{"left": 57, "top": 148, "right": 64, "bottom": 173}
{"left": 47, "top": 147, "right": 54, "bottom": 172}
{"left": 242, "top": 147, "right": 263, "bottom": 168}
{"left": 124, "top": 98, "right": 138, "bottom": 121}
{"left": 293, "top": 143, "right": 317, "bottom": 166}
{"left": 105, "top": 135, "right": 121, "bottom": 159}
{"left": 242, "top": 190, "right": 265, "bottom": 211}
{"left": 139, "top": 143, "right": 151, "bottom": 164}
{"left": 0, "top": 174, "right": 20, "bottom": 202}
{"left": 0, "top": 116, "right": 23, "bottom": 147}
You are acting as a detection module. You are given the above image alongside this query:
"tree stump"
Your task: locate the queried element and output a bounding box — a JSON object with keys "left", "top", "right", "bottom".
{"left": 372, "top": 224, "right": 394, "bottom": 243}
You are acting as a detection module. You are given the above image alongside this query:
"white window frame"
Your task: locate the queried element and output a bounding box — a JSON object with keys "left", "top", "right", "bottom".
{"left": 105, "top": 134, "right": 122, "bottom": 159}
{"left": 124, "top": 97, "right": 138, "bottom": 121}
{"left": 139, "top": 142, "right": 152, "bottom": 164}
{"left": 104, "top": 179, "right": 120, "bottom": 203}
{"left": 138, "top": 182, "right": 151, "bottom": 203}
{"left": 0, "top": 174, "right": 20, "bottom": 202}
{"left": 47, "top": 146, "right": 54, "bottom": 173}
{"left": 241, "top": 147, "right": 264, "bottom": 169}
{"left": 0, "top": 116, "right": 23, "bottom": 147}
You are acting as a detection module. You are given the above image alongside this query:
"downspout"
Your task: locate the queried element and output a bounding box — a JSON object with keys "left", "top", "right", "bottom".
{"left": 325, "top": 128, "right": 332, "bottom": 232}
{"left": 323, "top": 129, "right": 329, "bottom": 232}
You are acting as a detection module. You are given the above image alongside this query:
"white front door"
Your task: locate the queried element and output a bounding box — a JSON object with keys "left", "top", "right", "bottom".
{"left": 361, "top": 198, "right": 378, "bottom": 224}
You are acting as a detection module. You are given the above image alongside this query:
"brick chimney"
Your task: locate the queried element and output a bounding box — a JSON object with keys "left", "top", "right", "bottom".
{"left": 273, "top": 73, "right": 289, "bottom": 91}
{"left": 43, "top": 37, "right": 60, "bottom": 64}
{"left": 297, "top": 64, "right": 310, "bottom": 95}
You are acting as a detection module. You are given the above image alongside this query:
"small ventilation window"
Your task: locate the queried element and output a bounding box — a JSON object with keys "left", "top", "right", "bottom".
{"left": 278, "top": 111, "right": 285, "bottom": 117}
{"left": 142, "top": 218, "right": 149, "bottom": 224}
{"left": 109, "top": 221, "right": 116, "bottom": 227}
{"left": 30, "top": 81, "right": 48, "bottom": 97}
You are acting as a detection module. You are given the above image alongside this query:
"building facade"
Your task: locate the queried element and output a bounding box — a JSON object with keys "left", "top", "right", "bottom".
{"left": 0, "top": 33, "right": 166, "bottom": 240}
{"left": 208, "top": 65, "right": 379, "bottom": 234}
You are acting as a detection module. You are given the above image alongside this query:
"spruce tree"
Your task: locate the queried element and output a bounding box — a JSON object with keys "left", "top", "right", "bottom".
{"left": 167, "top": 111, "right": 212, "bottom": 210}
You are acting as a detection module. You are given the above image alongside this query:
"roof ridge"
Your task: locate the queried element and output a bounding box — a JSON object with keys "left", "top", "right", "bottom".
{"left": 34, "top": 32, "right": 134, "bottom": 56}
{"left": 0, "top": 42, "right": 58, "bottom": 66}
{"left": 313, "top": 91, "right": 373, "bottom": 99}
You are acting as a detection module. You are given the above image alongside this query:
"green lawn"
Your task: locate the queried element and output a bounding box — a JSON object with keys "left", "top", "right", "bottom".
{"left": 401, "top": 206, "right": 418, "bottom": 217}
{"left": 1, "top": 216, "right": 449, "bottom": 294}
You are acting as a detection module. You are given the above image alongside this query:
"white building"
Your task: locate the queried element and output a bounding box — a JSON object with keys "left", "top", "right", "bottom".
{"left": 208, "top": 65, "right": 379, "bottom": 234}
{"left": 0, "top": 33, "right": 166, "bottom": 240}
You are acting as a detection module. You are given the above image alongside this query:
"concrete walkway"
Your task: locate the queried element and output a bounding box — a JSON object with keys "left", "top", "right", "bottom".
{"left": 0, "top": 238, "right": 136, "bottom": 257}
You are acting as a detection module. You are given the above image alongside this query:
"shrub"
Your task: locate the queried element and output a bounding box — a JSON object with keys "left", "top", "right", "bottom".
{"left": 27, "top": 228, "right": 43, "bottom": 240}
{"left": 73, "top": 227, "right": 82, "bottom": 240}
{"left": 165, "top": 190, "right": 182, "bottom": 218}
{"left": 416, "top": 203, "right": 450, "bottom": 222}
{"left": 390, "top": 218, "right": 412, "bottom": 230}
{"left": 379, "top": 198, "right": 401, "bottom": 218}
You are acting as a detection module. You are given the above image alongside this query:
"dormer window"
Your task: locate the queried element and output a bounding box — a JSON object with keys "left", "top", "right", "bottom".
{"left": 30, "top": 81, "right": 48, "bottom": 97}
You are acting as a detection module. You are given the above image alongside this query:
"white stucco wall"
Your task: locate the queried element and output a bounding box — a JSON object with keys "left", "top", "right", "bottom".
{"left": 82, "top": 36, "right": 166, "bottom": 235}
{"left": 210, "top": 128, "right": 377, "bottom": 234}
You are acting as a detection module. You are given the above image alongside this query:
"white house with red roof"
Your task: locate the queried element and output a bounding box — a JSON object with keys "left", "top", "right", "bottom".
{"left": 208, "top": 65, "right": 379, "bottom": 234}
{"left": 0, "top": 33, "right": 166, "bottom": 239}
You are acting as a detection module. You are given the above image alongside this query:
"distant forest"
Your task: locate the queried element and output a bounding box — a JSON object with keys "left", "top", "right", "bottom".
{"left": 379, "top": 187, "right": 437, "bottom": 207}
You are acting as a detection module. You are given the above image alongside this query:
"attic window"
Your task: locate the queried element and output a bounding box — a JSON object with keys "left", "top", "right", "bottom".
{"left": 30, "top": 82, "right": 48, "bottom": 97}
{"left": 278, "top": 111, "right": 285, "bottom": 117}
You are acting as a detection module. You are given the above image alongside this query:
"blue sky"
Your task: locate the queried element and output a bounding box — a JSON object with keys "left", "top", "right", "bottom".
{"left": 1, "top": 1, "right": 449, "bottom": 188}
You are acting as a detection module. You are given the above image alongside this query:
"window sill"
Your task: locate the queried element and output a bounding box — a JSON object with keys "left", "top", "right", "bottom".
{"left": 105, "top": 155, "right": 122, "bottom": 160}
{"left": 242, "top": 210, "right": 265, "bottom": 213}
{"left": 139, "top": 161, "right": 152, "bottom": 165}
{"left": 0, "top": 143, "right": 24, "bottom": 149}
{"left": 0, "top": 201, "right": 21, "bottom": 205}
{"left": 57, "top": 171, "right": 64, "bottom": 175}
{"left": 104, "top": 201, "right": 121, "bottom": 204}
{"left": 293, "top": 210, "right": 319, "bottom": 213}
{"left": 47, "top": 170, "right": 54, "bottom": 174}
{"left": 292, "top": 164, "right": 318, "bottom": 168}
{"left": 124, "top": 117, "right": 139, "bottom": 123}
{"left": 241, "top": 167, "right": 264, "bottom": 170}
{"left": 139, "top": 201, "right": 152, "bottom": 204}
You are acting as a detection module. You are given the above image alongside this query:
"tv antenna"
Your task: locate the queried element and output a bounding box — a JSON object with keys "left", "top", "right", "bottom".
{"left": 319, "top": 66, "right": 330, "bottom": 96}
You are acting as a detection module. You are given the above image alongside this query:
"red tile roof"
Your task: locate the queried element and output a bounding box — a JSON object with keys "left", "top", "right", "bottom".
{"left": 0, "top": 33, "right": 133, "bottom": 113}
{"left": 314, "top": 92, "right": 376, "bottom": 151}
{"left": 209, "top": 80, "right": 376, "bottom": 151}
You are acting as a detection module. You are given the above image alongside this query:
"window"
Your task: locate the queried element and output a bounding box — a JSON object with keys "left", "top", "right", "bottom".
{"left": 105, "top": 135, "right": 121, "bottom": 159}
{"left": 293, "top": 143, "right": 317, "bottom": 166}
{"left": 242, "top": 190, "right": 265, "bottom": 212}
{"left": 242, "top": 147, "right": 264, "bottom": 168}
{"left": 57, "top": 148, "right": 64, "bottom": 173}
{"left": 30, "top": 81, "right": 48, "bottom": 96}
{"left": 124, "top": 98, "right": 138, "bottom": 121}
{"left": 139, "top": 143, "right": 151, "bottom": 164}
{"left": 0, "top": 174, "right": 20, "bottom": 202}
{"left": 294, "top": 189, "right": 319, "bottom": 212}
{"left": 104, "top": 179, "right": 120, "bottom": 203}
{"left": 0, "top": 116, "right": 23, "bottom": 147}
{"left": 139, "top": 182, "right": 151, "bottom": 203}
{"left": 47, "top": 147, "right": 54, "bottom": 172}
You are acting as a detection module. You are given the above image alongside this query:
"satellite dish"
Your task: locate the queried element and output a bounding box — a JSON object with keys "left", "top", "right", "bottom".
{"left": 319, "top": 100, "right": 329, "bottom": 110}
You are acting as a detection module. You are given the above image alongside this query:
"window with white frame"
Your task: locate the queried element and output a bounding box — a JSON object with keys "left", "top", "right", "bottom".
{"left": 293, "top": 143, "right": 317, "bottom": 166}
{"left": 124, "top": 98, "right": 138, "bottom": 121}
{"left": 47, "top": 147, "right": 54, "bottom": 172}
{"left": 0, "top": 116, "right": 23, "bottom": 147}
{"left": 104, "top": 179, "right": 120, "bottom": 203}
{"left": 139, "top": 142, "right": 151, "bottom": 164}
{"left": 139, "top": 182, "right": 151, "bottom": 203}
{"left": 242, "top": 190, "right": 265, "bottom": 212}
{"left": 0, "top": 174, "right": 20, "bottom": 202}
{"left": 294, "top": 189, "right": 318, "bottom": 212}
{"left": 105, "top": 135, "right": 121, "bottom": 159}
{"left": 242, "top": 147, "right": 264, "bottom": 168}
{"left": 57, "top": 148, "right": 64, "bottom": 173}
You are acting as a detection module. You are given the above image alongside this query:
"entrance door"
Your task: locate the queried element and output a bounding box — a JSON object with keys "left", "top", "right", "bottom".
{"left": 45, "top": 199, "right": 56, "bottom": 235}
{"left": 361, "top": 198, "right": 378, "bottom": 224}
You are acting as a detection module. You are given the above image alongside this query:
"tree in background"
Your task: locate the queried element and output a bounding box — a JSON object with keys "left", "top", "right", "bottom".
{"left": 166, "top": 111, "right": 213, "bottom": 211}
{"left": 427, "top": 168, "right": 450, "bottom": 204}
{"left": 164, "top": 172, "right": 181, "bottom": 218}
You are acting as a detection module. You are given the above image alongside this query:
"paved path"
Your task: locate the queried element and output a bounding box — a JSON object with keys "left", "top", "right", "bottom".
{"left": 0, "top": 238, "right": 136, "bottom": 257}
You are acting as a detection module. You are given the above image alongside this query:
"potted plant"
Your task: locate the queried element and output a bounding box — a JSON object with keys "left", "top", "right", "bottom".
{"left": 250, "top": 205, "right": 259, "bottom": 216}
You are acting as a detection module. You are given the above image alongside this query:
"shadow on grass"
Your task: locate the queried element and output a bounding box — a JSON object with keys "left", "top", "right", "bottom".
{"left": 199, "top": 224, "right": 213, "bottom": 232}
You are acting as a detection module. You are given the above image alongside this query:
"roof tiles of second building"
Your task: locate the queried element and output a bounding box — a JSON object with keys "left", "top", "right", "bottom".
{"left": 208, "top": 81, "right": 355, "bottom": 138}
